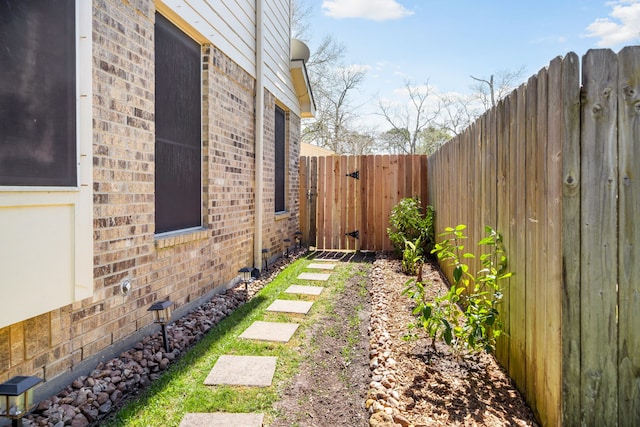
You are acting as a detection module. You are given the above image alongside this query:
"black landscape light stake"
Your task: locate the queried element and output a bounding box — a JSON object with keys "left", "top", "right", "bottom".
{"left": 262, "top": 248, "right": 269, "bottom": 272}
{"left": 295, "top": 231, "right": 302, "bottom": 249}
{"left": 238, "top": 266, "right": 253, "bottom": 294}
{"left": 148, "top": 300, "right": 173, "bottom": 353}
{"left": 283, "top": 238, "right": 291, "bottom": 257}
{"left": 0, "top": 375, "right": 42, "bottom": 427}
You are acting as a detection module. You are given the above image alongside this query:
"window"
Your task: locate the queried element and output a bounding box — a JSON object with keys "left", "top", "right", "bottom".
{"left": 0, "top": 0, "right": 77, "bottom": 186}
{"left": 0, "top": 0, "right": 93, "bottom": 326}
{"left": 154, "top": 13, "right": 202, "bottom": 234}
{"left": 274, "top": 106, "right": 286, "bottom": 213}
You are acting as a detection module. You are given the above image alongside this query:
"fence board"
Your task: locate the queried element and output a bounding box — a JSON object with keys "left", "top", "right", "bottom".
{"left": 471, "top": 122, "right": 481, "bottom": 281}
{"left": 509, "top": 85, "right": 527, "bottom": 391}
{"left": 364, "top": 155, "right": 375, "bottom": 250}
{"left": 381, "top": 155, "right": 393, "bottom": 251}
{"left": 347, "top": 156, "right": 359, "bottom": 251}
{"left": 545, "top": 56, "right": 563, "bottom": 427}
{"left": 367, "top": 156, "right": 379, "bottom": 250}
{"left": 339, "top": 156, "right": 348, "bottom": 249}
{"left": 399, "top": 154, "right": 407, "bottom": 201}
{"left": 535, "top": 65, "right": 550, "bottom": 427}
{"left": 332, "top": 157, "right": 341, "bottom": 249}
{"left": 299, "top": 156, "right": 309, "bottom": 247}
{"left": 524, "top": 72, "right": 539, "bottom": 414}
{"left": 560, "top": 52, "right": 581, "bottom": 427}
{"left": 360, "top": 155, "right": 370, "bottom": 249}
{"left": 617, "top": 46, "right": 640, "bottom": 425}
{"left": 581, "top": 48, "right": 619, "bottom": 426}
{"left": 309, "top": 157, "right": 318, "bottom": 247}
{"left": 316, "top": 156, "right": 326, "bottom": 249}
{"left": 496, "top": 94, "right": 510, "bottom": 364}
{"left": 420, "top": 155, "right": 429, "bottom": 211}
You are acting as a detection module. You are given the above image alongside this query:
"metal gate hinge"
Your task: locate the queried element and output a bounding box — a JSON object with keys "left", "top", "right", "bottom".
{"left": 346, "top": 230, "right": 359, "bottom": 239}
{"left": 345, "top": 170, "right": 359, "bottom": 180}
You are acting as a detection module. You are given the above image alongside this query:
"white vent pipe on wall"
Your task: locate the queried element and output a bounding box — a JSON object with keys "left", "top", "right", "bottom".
{"left": 254, "top": 0, "right": 265, "bottom": 270}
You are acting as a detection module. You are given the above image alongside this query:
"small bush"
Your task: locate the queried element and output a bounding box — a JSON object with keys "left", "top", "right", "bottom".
{"left": 403, "top": 225, "right": 512, "bottom": 354}
{"left": 387, "top": 198, "right": 435, "bottom": 264}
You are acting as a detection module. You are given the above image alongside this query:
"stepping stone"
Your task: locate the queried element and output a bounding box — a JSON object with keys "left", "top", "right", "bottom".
{"left": 285, "top": 284, "right": 324, "bottom": 296}
{"left": 307, "top": 262, "right": 336, "bottom": 270}
{"left": 239, "top": 321, "right": 299, "bottom": 342}
{"left": 204, "top": 355, "right": 277, "bottom": 387}
{"left": 298, "top": 272, "right": 331, "bottom": 281}
{"left": 179, "top": 413, "right": 264, "bottom": 427}
{"left": 266, "top": 299, "right": 314, "bottom": 314}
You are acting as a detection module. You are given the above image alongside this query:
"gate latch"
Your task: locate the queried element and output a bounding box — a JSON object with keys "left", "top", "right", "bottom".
{"left": 346, "top": 230, "right": 359, "bottom": 239}
{"left": 345, "top": 170, "right": 359, "bottom": 180}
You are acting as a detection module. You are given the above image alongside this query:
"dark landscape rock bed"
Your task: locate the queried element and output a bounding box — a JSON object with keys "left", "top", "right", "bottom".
{"left": 25, "top": 250, "right": 306, "bottom": 427}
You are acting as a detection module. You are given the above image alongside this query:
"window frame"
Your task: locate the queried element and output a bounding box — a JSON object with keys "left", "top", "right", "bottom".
{"left": 274, "top": 104, "right": 287, "bottom": 214}
{"left": 154, "top": 12, "right": 204, "bottom": 236}
{"left": 0, "top": 0, "right": 79, "bottom": 189}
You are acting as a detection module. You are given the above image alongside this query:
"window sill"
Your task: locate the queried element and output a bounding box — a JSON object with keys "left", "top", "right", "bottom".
{"left": 155, "top": 227, "right": 210, "bottom": 249}
{"left": 275, "top": 211, "right": 290, "bottom": 221}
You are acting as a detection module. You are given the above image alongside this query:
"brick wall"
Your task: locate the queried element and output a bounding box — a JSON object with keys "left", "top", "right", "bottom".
{"left": 0, "top": 0, "right": 301, "bottom": 396}
{"left": 261, "top": 93, "right": 301, "bottom": 261}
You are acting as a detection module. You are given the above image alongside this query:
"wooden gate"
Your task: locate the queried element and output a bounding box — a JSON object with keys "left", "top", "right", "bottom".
{"left": 299, "top": 154, "right": 428, "bottom": 251}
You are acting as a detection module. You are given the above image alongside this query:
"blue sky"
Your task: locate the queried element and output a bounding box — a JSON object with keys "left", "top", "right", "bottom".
{"left": 303, "top": 0, "right": 640, "bottom": 130}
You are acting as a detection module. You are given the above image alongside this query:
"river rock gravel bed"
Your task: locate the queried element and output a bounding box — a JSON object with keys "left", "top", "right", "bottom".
{"left": 366, "top": 253, "right": 538, "bottom": 427}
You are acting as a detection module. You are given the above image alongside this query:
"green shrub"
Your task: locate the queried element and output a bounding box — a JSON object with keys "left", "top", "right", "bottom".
{"left": 403, "top": 225, "right": 512, "bottom": 354}
{"left": 387, "top": 197, "right": 435, "bottom": 261}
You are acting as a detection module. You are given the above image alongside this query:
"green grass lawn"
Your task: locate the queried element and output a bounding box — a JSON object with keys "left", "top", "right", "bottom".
{"left": 103, "top": 255, "right": 362, "bottom": 426}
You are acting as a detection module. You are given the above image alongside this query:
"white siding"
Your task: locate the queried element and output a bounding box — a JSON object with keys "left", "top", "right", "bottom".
{"left": 263, "top": 0, "right": 300, "bottom": 114}
{"left": 160, "top": 0, "right": 255, "bottom": 75}
{"left": 160, "top": 0, "right": 302, "bottom": 116}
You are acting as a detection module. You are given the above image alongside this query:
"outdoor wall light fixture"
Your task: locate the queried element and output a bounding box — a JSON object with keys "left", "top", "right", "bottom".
{"left": 0, "top": 375, "right": 42, "bottom": 427}
{"left": 262, "top": 248, "right": 269, "bottom": 272}
{"left": 283, "top": 238, "right": 291, "bottom": 257}
{"left": 148, "top": 300, "right": 173, "bottom": 353}
{"left": 238, "top": 266, "right": 253, "bottom": 292}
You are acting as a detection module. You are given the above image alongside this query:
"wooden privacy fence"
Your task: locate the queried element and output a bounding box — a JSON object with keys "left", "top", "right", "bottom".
{"left": 299, "top": 47, "right": 640, "bottom": 426}
{"left": 299, "top": 154, "right": 428, "bottom": 251}
{"left": 428, "top": 47, "right": 640, "bottom": 426}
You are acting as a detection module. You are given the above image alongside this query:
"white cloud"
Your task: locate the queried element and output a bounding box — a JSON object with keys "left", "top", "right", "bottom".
{"left": 584, "top": 1, "right": 640, "bottom": 47}
{"left": 343, "top": 63, "right": 373, "bottom": 74}
{"left": 322, "top": 0, "right": 414, "bottom": 21}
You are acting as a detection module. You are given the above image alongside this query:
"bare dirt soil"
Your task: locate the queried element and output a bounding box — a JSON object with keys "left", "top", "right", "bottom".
{"left": 273, "top": 253, "right": 539, "bottom": 427}
{"left": 272, "top": 253, "right": 374, "bottom": 427}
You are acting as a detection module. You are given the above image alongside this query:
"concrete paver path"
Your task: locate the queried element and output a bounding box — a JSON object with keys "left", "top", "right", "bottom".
{"left": 285, "top": 284, "right": 324, "bottom": 296}
{"left": 239, "top": 321, "right": 299, "bottom": 342}
{"left": 307, "top": 263, "right": 336, "bottom": 270}
{"left": 265, "top": 299, "right": 314, "bottom": 314}
{"left": 204, "top": 355, "right": 277, "bottom": 387}
{"left": 179, "top": 412, "right": 264, "bottom": 427}
{"left": 297, "top": 272, "right": 331, "bottom": 281}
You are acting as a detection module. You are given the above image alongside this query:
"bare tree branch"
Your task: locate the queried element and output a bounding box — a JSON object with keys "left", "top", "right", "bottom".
{"left": 470, "top": 65, "right": 526, "bottom": 111}
{"left": 376, "top": 79, "right": 439, "bottom": 154}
